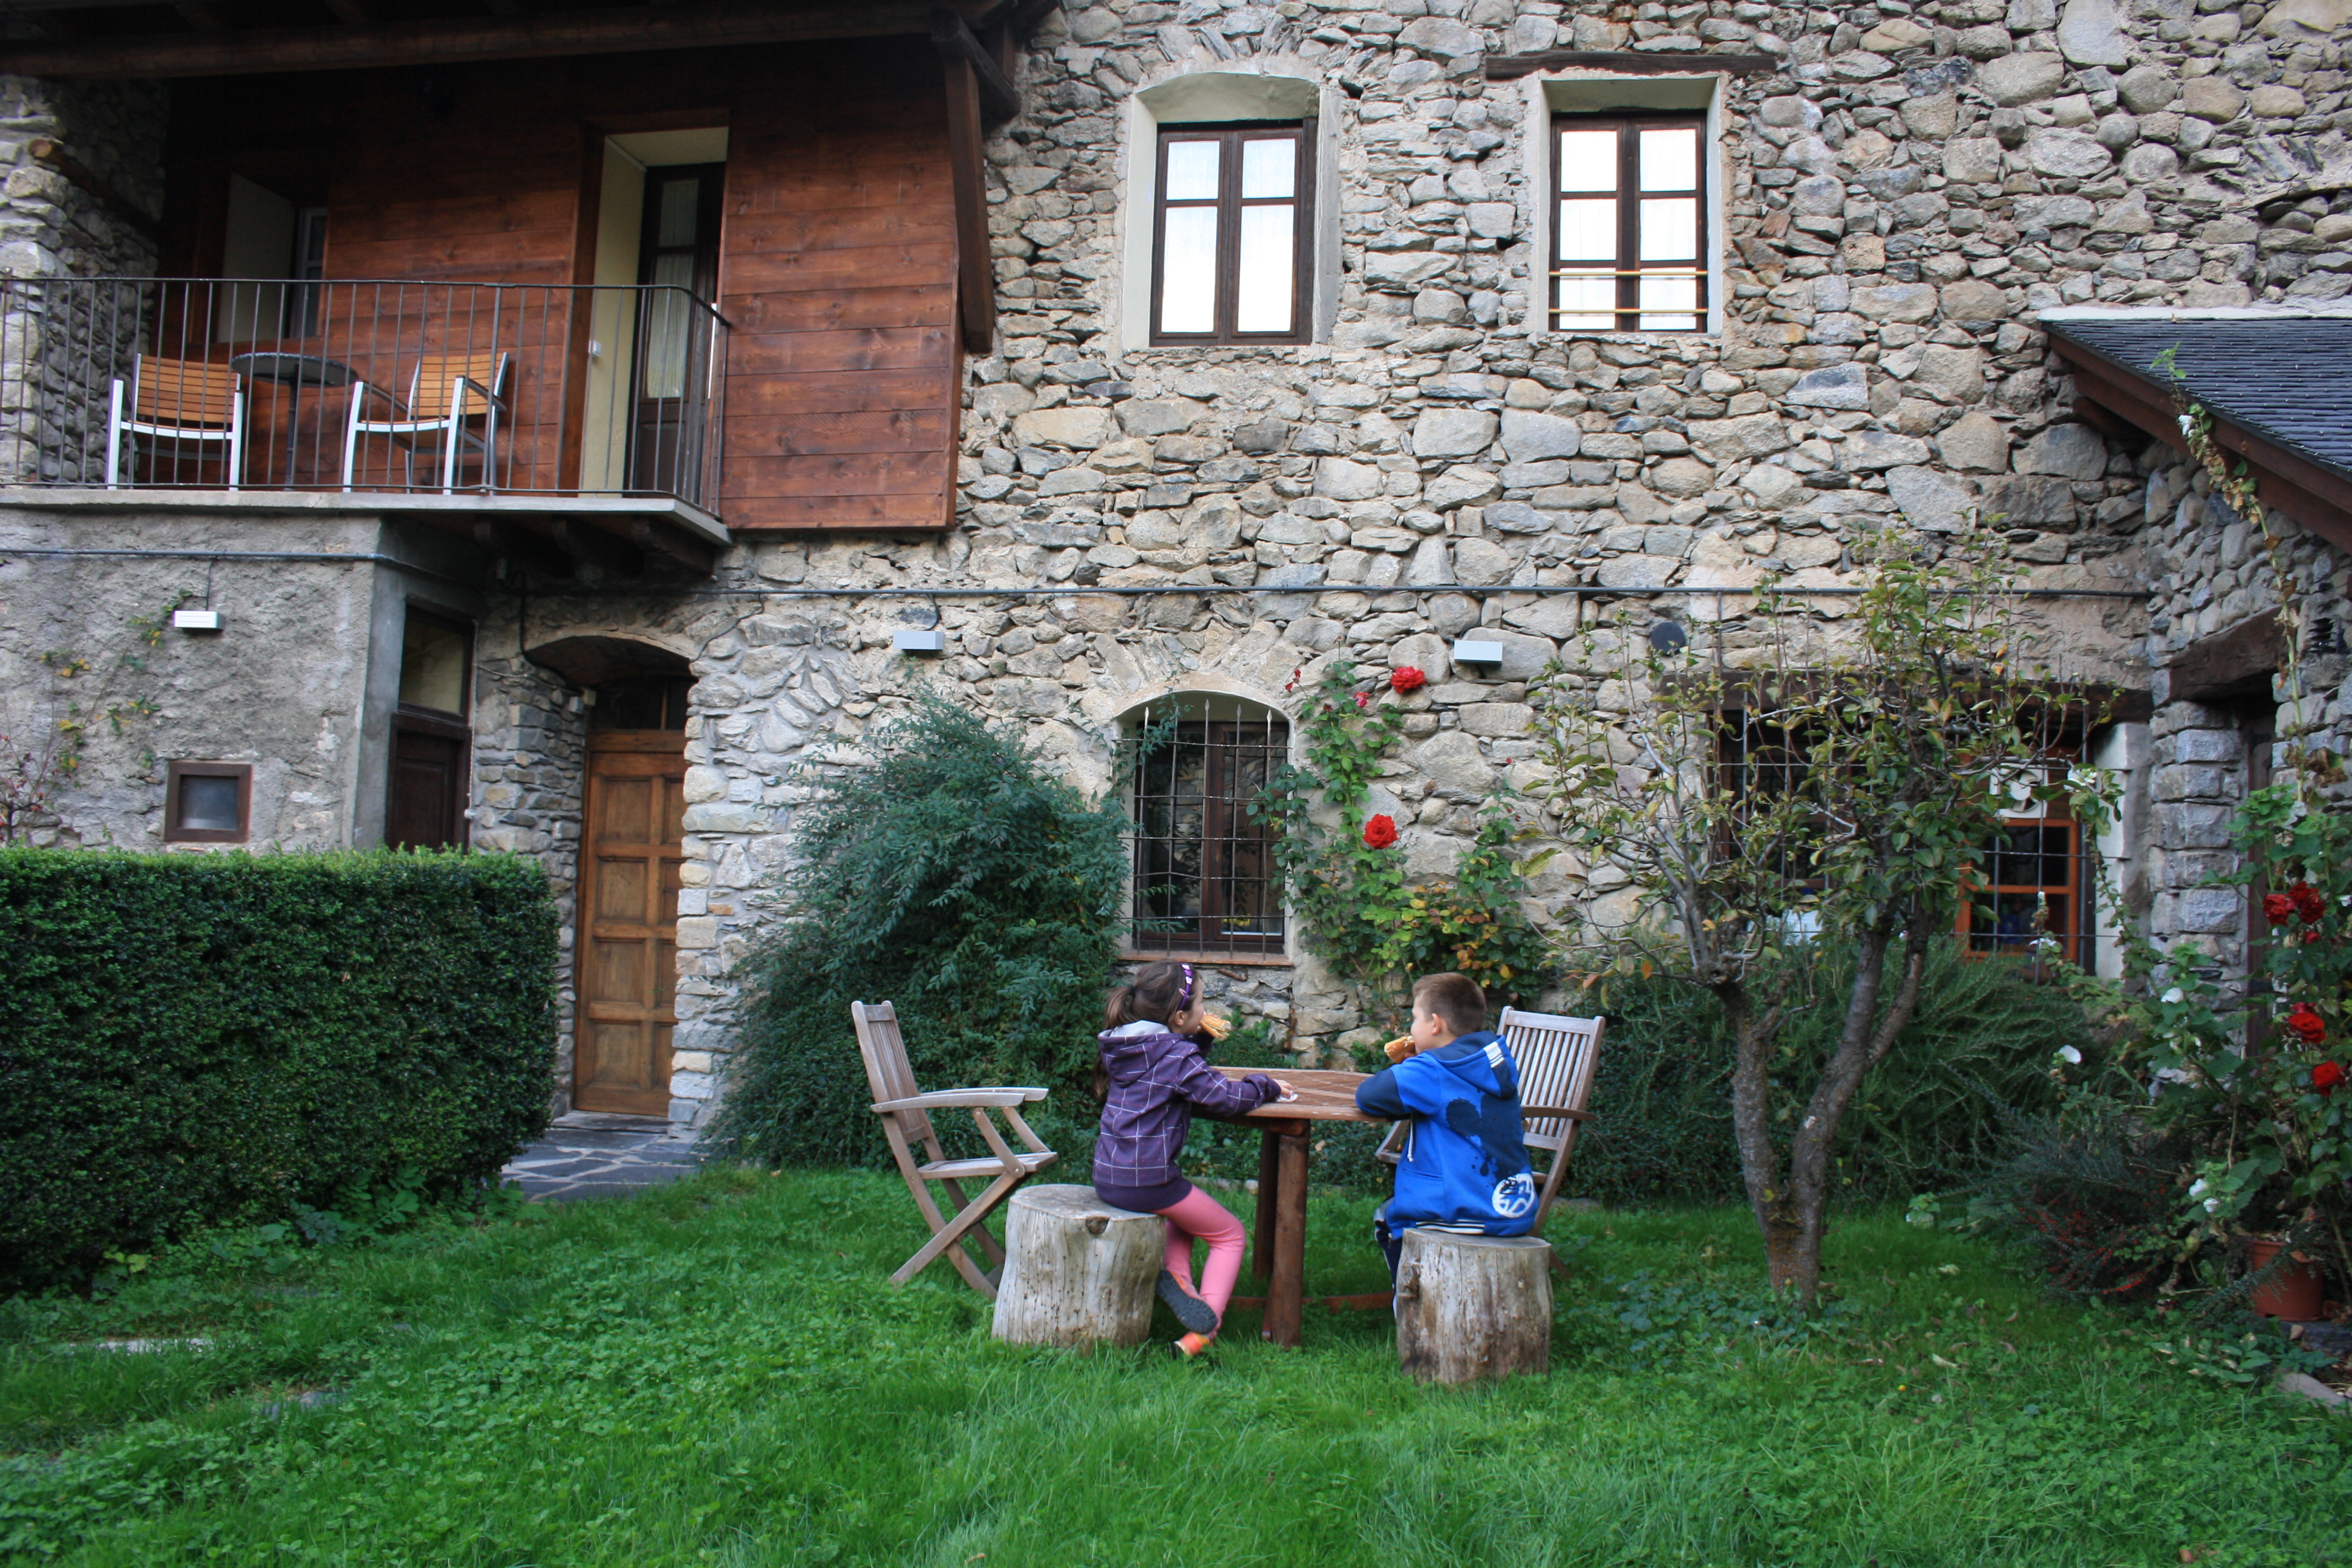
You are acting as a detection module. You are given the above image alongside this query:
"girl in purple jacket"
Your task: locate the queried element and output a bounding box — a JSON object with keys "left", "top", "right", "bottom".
{"left": 1094, "top": 960, "right": 1292, "bottom": 1357}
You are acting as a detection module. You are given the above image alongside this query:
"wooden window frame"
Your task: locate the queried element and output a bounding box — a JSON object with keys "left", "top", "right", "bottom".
{"left": 1549, "top": 112, "right": 1710, "bottom": 335}
{"left": 1128, "top": 715, "right": 1290, "bottom": 958}
{"left": 1149, "top": 122, "right": 1315, "bottom": 347}
{"left": 164, "top": 760, "right": 251, "bottom": 844}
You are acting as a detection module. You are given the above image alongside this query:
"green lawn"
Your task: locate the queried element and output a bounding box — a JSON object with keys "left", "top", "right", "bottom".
{"left": 3, "top": 1169, "right": 2346, "bottom": 1567}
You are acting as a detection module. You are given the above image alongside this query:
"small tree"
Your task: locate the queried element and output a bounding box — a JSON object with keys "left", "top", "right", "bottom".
{"left": 1529, "top": 534, "right": 2099, "bottom": 1305}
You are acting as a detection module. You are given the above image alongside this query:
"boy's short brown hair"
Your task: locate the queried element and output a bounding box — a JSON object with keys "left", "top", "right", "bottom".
{"left": 1411, "top": 972, "right": 1488, "bottom": 1039}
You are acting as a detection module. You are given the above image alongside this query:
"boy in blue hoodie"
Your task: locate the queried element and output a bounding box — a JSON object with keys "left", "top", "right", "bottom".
{"left": 1354, "top": 972, "right": 1536, "bottom": 1278}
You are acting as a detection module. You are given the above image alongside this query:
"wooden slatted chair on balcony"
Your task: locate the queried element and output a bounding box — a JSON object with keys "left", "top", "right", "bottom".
{"left": 341, "top": 351, "right": 512, "bottom": 494}
{"left": 1374, "top": 1006, "right": 1604, "bottom": 1234}
{"left": 852, "top": 999, "right": 1056, "bottom": 1299}
{"left": 105, "top": 355, "right": 247, "bottom": 489}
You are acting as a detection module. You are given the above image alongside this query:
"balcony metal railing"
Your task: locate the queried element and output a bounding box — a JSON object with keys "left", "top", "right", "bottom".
{"left": 0, "top": 276, "right": 730, "bottom": 513}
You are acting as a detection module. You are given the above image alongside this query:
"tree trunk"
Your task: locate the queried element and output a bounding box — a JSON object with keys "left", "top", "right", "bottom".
{"left": 990, "top": 1184, "right": 1161, "bottom": 1348}
{"left": 1779, "top": 927, "right": 1931, "bottom": 1308}
{"left": 1717, "top": 977, "right": 1801, "bottom": 1290}
{"left": 1394, "top": 1230, "right": 1553, "bottom": 1385}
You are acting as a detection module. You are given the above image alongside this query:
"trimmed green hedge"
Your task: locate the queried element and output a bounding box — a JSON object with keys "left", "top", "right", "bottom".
{"left": 0, "top": 849, "right": 558, "bottom": 1292}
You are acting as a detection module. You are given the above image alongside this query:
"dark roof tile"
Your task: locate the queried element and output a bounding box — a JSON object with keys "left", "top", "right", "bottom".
{"left": 2039, "top": 313, "right": 2352, "bottom": 487}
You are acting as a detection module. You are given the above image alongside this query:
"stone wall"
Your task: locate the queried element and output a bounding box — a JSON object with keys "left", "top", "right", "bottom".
{"left": 0, "top": 74, "right": 165, "bottom": 279}
{"left": 0, "top": 508, "right": 476, "bottom": 851}
{"left": 2138, "top": 452, "right": 2352, "bottom": 965}
{"left": 17, "top": 0, "right": 2352, "bottom": 1124}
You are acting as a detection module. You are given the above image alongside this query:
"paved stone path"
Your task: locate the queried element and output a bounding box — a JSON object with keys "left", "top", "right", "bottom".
{"left": 500, "top": 1112, "right": 701, "bottom": 1201}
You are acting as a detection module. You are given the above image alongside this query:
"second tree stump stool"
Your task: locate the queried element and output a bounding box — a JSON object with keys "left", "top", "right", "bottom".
{"left": 1394, "top": 1230, "right": 1553, "bottom": 1384}
{"left": 990, "top": 1184, "right": 1161, "bottom": 1348}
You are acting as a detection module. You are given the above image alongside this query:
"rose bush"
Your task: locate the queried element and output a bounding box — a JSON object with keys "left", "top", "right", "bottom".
{"left": 2073, "top": 783, "right": 2351, "bottom": 1301}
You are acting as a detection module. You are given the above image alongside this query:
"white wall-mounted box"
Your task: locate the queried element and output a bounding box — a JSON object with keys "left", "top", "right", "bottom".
{"left": 172, "top": 609, "right": 223, "bottom": 632}
{"left": 1452, "top": 638, "right": 1503, "bottom": 665}
{"left": 892, "top": 628, "right": 946, "bottom": 654}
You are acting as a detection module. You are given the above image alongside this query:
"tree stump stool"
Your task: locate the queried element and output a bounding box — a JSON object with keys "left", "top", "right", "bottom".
{"left": 990, "top": 1184, "right": 1161, "bottom": 1348}
{"left": 1395, "top": 1230, "right": 1552, "bottom": 1385}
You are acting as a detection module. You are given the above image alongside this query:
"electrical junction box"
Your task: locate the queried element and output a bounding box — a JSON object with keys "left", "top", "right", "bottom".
{"left": 172, "top": 609, "right": 223, "bottom": 632}
{"left": 892, "top": 628, "right": 946, "bottom": 654}
{"left": 1452, "top": 638, "right": 1503, "bottom": 665}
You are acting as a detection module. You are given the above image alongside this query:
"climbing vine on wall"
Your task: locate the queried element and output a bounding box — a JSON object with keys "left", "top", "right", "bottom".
{"left": 1253, "top": 659, "right": 1550, "bottom": 1037}
{"left": 1, "top": 596, "right": 185, "bottom": 845}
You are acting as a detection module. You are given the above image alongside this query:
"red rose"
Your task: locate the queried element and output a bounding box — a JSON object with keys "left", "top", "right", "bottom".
{"left": 2291, "top": 882, "right": 2327, "bottom": 923}
{"left": 1354, "top": 690, "right": 1372, "bottom": 711}
{"left": 2315, "top": 1060, "right": 2347, "bottom": 1097}
{"left": 2263, "top": 892, "right": 2296, "bottom": 924}
{"left": 1391, "top": 666, "right": 1427, "bottom": 693}
{"left": 2284, "top": 1005, "right": 2327, "bottom": 1046}
{"left": 1363, "top": 814, "right": 1399, "bottom": 849}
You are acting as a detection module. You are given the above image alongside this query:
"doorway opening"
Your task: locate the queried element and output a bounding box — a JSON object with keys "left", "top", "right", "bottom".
{"left": 580, "top": 128, "right": 728, "bottom": 497}
{"left": 536, "top": 635, "right": 694, "bottom": 1118}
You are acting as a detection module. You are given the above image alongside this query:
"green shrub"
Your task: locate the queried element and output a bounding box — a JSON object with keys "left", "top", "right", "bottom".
{"left": 1568, "top": 939, "right": 2089, "bottom": 1207}
{"left": 707, "top": 696, "right": 1130, "bottom": 1169}
{"left": 0, "top": 848, "right": 558, "bottom": 1293}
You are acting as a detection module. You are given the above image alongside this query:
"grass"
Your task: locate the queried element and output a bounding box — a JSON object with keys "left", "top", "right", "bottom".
{"left": 3, "top": 1169, "right": 2348, "bottom": 1567}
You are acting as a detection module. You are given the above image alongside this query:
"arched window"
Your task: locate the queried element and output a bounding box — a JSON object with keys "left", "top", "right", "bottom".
{"left": 1119, "top": 693, "right": 1290, "bottom": 958}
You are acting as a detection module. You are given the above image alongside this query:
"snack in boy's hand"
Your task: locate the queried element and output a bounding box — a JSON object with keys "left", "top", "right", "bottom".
{"left": 1383, "top": 1034, "right": 1417, "bottom": 1063}
{"left": 1199, "top": 1013, "right": 1232, "bottom": 1042}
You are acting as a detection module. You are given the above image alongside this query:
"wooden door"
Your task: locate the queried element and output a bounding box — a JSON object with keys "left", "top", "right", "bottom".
{"left": 573, "top": 733, "right": 687, "bottom": 1116}
{"left": 387, "top": 722, "right": 467, "bottom": 849}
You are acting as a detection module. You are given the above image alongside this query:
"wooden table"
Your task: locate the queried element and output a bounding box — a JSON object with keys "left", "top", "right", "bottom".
{"left": 1206, "top": 1067, "right": 1380, "bottom": 1348}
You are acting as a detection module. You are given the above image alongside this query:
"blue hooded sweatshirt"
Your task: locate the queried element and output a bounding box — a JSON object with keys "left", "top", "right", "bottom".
{"left": 1354, "top": 1030, "right": 1537, "bottom": 1234}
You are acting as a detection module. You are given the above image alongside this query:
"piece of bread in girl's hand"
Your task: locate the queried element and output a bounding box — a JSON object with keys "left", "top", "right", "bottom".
{"left": 1383, "top": 1034, "right": 1417, "bottom": 1063}
{"left": 1198, "top": 1013, "right": 1231, "bottom": 1042}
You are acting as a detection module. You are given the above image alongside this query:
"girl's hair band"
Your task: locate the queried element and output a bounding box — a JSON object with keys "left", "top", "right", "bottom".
{"left": 1179, "top": 963, "right": 1195, "bottom": 1010}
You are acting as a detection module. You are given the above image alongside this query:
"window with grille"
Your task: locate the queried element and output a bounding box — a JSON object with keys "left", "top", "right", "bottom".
{"left": 1123, "top": 699, "right": 1289, "bottom": 955}
{"left": 1151, "top": 123, "right": 1313, "bottom": 345}
{"left": 1717, "top": 712, "right": 2096, "bottom": 972}
{"left": 1551, "top": 114, "right": 1707, "bottom": 333}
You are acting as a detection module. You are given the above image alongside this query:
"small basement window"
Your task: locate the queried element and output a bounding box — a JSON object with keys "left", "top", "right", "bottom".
{"left": 165, "top": 760, "right": 250, "bottom": 843}
{"left": 1551, "top": 114, "right": 1707, "bottom": 333}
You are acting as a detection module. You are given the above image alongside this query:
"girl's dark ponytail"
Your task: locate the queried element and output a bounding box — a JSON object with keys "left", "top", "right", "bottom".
{"left": 1103, "top": 985, "right": 1137, "bottom": 1031}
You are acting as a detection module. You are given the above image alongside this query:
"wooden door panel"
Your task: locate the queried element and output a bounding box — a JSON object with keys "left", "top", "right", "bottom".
{"left": 584, "top": 936, "right": 645, "bottom": 1005}
{"left": 598, "top": 776, "right": 654, "bottom": 843}
{"left": 573, "top": 734, "right": 687, "bottom": 1117}
{"left": 594, "top": 857, "right": 650, "bottom": 923}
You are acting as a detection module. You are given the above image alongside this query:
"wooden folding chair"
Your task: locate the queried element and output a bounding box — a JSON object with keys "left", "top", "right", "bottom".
{"left": 1376, "top": 1005, "right": 1605, "bottom": 1232}
{"left": 852, "top": 1000, "right": 1056, "bottom": 1299}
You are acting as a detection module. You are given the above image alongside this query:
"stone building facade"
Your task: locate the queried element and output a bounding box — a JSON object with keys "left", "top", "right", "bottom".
{"left": 4, "top": 0, "right": 2350, "bottom": 1125}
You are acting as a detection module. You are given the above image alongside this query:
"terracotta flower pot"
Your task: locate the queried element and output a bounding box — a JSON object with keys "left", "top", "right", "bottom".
{"left": 2246, "top": 1237, "right": 2326, "bottom": 1320}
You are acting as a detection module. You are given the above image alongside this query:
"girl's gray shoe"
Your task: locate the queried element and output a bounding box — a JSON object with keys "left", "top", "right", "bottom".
{"left": 1156, "top": 1269, "right": 1220, "bottom": 1334}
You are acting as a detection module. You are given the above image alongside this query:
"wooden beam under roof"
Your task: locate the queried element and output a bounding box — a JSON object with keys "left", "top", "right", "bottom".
{"left": 0, "top": 0, "right": 991, "bottom": 78}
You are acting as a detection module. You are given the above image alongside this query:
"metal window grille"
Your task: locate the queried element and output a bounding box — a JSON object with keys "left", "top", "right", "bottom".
{"left": 1123, "top": 699, "right": 1289, "bottom": 956}
{"left": 1717, "top": 708, "right": 2097, "bottom": 974}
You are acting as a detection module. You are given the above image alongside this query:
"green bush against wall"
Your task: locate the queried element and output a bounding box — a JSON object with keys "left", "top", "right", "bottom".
{"left": 1569, "top": 940, "right": 2089, "bottom": 1208}
{"left": 0, "top": 848, "right": 558, "bottom": 1291}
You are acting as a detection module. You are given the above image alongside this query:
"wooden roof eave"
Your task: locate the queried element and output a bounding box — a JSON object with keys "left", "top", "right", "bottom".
{"left": 2050, "top": 336, "right": 2352, "bottom": 558}
{"left": 0, "top": 0, "right": 1016, "bottom": 78}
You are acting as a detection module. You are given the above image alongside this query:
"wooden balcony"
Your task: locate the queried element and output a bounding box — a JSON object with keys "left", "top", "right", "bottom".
{"left": 0, "top": 275, "right": 731, "bottom": 574}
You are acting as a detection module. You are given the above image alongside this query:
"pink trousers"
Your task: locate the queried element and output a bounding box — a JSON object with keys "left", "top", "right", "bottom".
{"left": 1157, "top": 1187, "right": 1249, "bottom": 1321}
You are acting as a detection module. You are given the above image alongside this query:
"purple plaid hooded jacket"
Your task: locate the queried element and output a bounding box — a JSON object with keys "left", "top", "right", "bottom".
{"left": 1092, "top": 1021, "right": 1281, "bottom": 1193}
